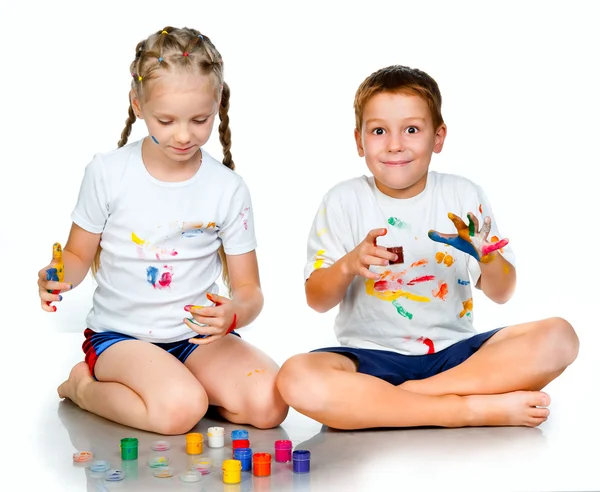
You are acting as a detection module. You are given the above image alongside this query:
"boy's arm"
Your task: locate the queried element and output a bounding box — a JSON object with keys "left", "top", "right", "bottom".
{"left": 476, "top": 252, "right": 516, "bottom": 304}
{"left": 305, "top": 256, "right": 356, "bottom": 313}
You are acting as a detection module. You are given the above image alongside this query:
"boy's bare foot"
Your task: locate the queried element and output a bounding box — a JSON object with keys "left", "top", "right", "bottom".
{"left": 57, "top": 361, "right": 94, "bottom": 410}
{"left": 464, "top": 391, "right": 550, "bottom": 427}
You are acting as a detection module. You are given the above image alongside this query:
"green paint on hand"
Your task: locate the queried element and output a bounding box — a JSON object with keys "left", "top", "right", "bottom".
{"left": 468, "top": 215, "right": 475, "bottom": 236}
{"left": 388, "top": 217, "right": 410, "bottom": 229}
{"left": 392, "top": 300, "right": 413, "bottom": 319}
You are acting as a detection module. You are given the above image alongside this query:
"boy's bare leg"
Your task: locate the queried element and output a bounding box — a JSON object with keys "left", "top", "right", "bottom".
{"left": 276, "top": 353, "right": 550, "bottom": 430}
{"left": 184, "top": 335, "right": 289, "bottom": 429}
{"left": 57, "top": 340, "right": 209, "bottom": 435}
{"left": 399, "top": 317, "right": 578, "bottom": 396}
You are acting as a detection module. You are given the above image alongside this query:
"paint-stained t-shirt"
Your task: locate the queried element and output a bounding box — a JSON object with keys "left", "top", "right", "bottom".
{"left": 304, "top": 172, "right": 515, "bottom": 356}
{"left": 72, "top": 139, "right": 256, "bottom": 342}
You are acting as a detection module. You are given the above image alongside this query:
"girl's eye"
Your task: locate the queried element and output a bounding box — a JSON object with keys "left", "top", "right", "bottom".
{"left": 372, "top": 128, "right": 385, "bottom": 135}
{"left": 193, "top": 119, "right": 208, "bottom": 124}
{"left": 157, "top": 120, "right": 172, "bottom": 125}
{"left": 406, "top": 126, "right": 419, "bottom": 134}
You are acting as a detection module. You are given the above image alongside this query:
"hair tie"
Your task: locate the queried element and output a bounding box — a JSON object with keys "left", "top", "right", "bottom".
{"left": 183, "top": 52, "right": 189, "bottom": 57}
{"left": 138, "top": 75, "right": 143, "bottom": 81}
{"left": 158, "top": 57, "right": 163, "bottom": 63}
{"left": 198, "top": 34, "right": 204, "bottom": 39}
{"left": 161, "top": 30, "right": 168, "bottom": 35}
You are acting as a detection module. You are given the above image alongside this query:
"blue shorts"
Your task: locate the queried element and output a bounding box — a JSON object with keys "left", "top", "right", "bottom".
{"left": 311, "top": 328, "right": 503, "bottom": 385}
{"left": 82, "top": 328, "right": 240, "bottom": 377}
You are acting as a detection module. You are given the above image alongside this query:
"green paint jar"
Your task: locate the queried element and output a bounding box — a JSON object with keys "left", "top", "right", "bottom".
{"left": 120, "top": 437, "right": 139, "bottom": 460}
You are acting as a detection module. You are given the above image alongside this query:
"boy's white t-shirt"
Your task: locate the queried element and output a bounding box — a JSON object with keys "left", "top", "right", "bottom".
{"left": 304, "top": 171, "right": 515, "bottom": 356}
{"left": 72, "top": 139, "right": 256, "bottom": 342}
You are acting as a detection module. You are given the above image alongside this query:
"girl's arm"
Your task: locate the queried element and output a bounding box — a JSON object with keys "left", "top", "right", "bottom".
{"left": 61, "top": 223, "right": 102, "bottom": 288}
{"left": 225, "top": 250, "right": 264, "bottom": 329}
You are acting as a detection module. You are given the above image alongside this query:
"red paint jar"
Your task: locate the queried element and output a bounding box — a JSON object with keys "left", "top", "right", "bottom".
{"left": 274, "top": 440, "right": 292, "bottom": 462}
{"left": 252, "top": 452, "right": 272, "bottom": 477}
{"left": 232, "top": 439, "right": 250, "bottom": 457}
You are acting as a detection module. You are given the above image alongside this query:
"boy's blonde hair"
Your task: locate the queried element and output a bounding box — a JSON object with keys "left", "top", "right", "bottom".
{"left": 354, "top": 65, "right": 444, "bottom": 132}
{"left": 92, "top": 26, "right": 234, "bottom": 292}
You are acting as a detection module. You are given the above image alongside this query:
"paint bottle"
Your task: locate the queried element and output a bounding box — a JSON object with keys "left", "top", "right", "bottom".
{"left": 186, "top": 432, "right": 203, "bottom": 454}
{"left": 233, "top": 447, "right": 252, "bottom": 471}
{"left": 231, "top": 429, "right": 249, "bottom": 441}
{"left": 252, "top": 453, "right": 272, "bottom": 477}
{"left": 207, "top": 426, "right": 225, "bottom": 448}
{"left": 232, "top": 438, "right": 251, "bottom": 457}
{"left": 222, "top": 459, "right": 242, "bottom": 484}
{"left": 274, "top": 440, "right": 292, "bottom": 463}
{"left": 120, "top": 438, "right": 138, "bottom": 460}
{"left": 292, "top": 450, "right": 311, "bottom": 474}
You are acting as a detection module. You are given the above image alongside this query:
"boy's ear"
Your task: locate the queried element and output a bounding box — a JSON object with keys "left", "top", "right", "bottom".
{"left": 354, "top": 128, "right": 365, "bottom": 157}
{"left": 433, "top": 124, "right": 447, "bottom": 154}
{"left": 130, "top": 91, "right": 143, "bottom": 120}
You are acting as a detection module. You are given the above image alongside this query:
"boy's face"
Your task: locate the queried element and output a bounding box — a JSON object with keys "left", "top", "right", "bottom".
{"left": 354, "top": 91, "right": 446, "bottom": 199}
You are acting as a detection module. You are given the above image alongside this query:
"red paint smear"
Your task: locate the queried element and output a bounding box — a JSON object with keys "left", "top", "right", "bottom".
{"left": 411, "top": 259, "right": 427, "bottom": 267}
{"left": 433, "top": 282, "right": 448, "bottom": 300}
{"left": 159, "top": 272, "right": 173, "bottom": 288}
{"left": 479, "top": 204, "right": 482, "bottom": 214}
{"left": 417, "top": 336, "right": 435, "bottom": 354}
{"left": 374, "top": 279, "right": 404, "bottom": 291}
{"left": 407, "top": 275, "right": 435, "bottom": 285}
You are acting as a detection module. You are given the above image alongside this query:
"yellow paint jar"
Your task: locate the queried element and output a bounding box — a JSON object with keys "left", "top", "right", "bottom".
{"left": 186, "top": 432, "right": 203, "bottom": 455}
{"left": 222, "top": 459, "right": 242, "bottom": 484}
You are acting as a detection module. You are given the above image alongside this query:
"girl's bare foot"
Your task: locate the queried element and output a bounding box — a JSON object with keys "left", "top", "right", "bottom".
{"left": 57, "top": 361, "right": 94, "bottom": 410}
{"left": 464, "top": 391, "right": 550, "bottom": 427}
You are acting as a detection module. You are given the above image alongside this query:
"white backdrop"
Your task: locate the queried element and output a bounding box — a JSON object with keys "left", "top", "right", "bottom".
{"left": 2, "top": 1, "right": 599, "bottom": 490}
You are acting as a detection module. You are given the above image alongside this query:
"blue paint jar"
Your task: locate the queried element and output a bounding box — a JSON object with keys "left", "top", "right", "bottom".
{"left": 231, "top": 429, "right": 249, "bottom": 440}
{"left": 233, "top": 447, "right": 252, "bottom": 471}
{"left": 292, "top": 450, "right": 311, "bottom": 474}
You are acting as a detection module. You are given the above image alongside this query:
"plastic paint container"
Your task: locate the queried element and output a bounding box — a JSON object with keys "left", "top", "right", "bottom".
{"left": 104, "top": 469, "right": 125, "bottom": 481}
{"left": 233, "top": 447, "right": 253, "bottom": 471}
{"left": 292, "top": 450, "right": 311, "bottom": 473}
{"left": 186, "top": 433, "right": 203, "bottom": 454}
{"left": 148, "top": 456, "right": 169, "bottom": 468}
{"left": 150, "top": 440, "right": 171, "bottom": 452}
{"left": 191, "top": 457, "right": 214, "bottom": 475}
{"left": 153, "top": 466, "right": 174, "bottom": 478}
{"left": 180, "top": 470, "right": 203, "bottom": 483}
{"left": 252, "top": 453, "right": 272, "bottom": 477}
{"left": 232, "top": 438, "right": 250, "bottom": 457}
{"left": 222, "top": 459, "right": 242, "bottom": 484}
{"left": 207, "top": 426, "right": 225, "bottom": 448}
{"left": 120, "top": 438, "right": 138, "bottom": 460}
{"left": 231, "top": 429, "right": 249, "bottom": 440}
{"left": 73, "top": 451, "right": 94, "bottom": 463}
{"left": 274, "top": 440, "right": 293, "bottom": 463}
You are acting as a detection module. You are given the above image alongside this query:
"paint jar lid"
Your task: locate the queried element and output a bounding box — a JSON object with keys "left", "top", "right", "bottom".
{"left": 253, "top": 452, "right": 272, "bottom": 464}
{"left": 73, "top": 451, "right": 94, "bottom": 463}
{"left": 207, "top": 426, "right": 225, "bottom": 436}
{"left": 186, "top": 432, "right": 203, "bottom": 442}
{"left": 150, "top": 440, "right": 171, "bottom": 451}
{"left": 231, "top": 429, "right": 249, "bottom": 440}
{"left": 90, "top": 460, "right": 110, "bottom": 472}
{"left": 120, "top": 437, "right": 138, "bottom": 448}
{"left": 293, "top": 450, "right": 311, "bottom": 461}
{"left": 153, "top": 466, "right": 174, "bottom": 478}
{"left": 180, "top": 470, "right": 203, "bottom": 482}
{"left": 233, "top": 447, "right": 252, "bottom": 459}
{"left": 275, "top": 439, "right": 292, "bottom": 450}
{"left": 192, "top": 457, "right": 214, "bottom": 474}
{"left": 222, "top": 459, "right": 242, "bottom": 471}
{"left": 105, "top": 469, "right": 125, "bottom": 481}
{"left": 148, "top": 456, "right": 169, "bottom": 468}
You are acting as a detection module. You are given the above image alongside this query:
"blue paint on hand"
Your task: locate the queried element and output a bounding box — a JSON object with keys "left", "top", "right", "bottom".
{"left": 428, "top": 230, "right": 481, "bottom": 261}
{"left": 46, "top": 268, "right": 59, "bottom": 282}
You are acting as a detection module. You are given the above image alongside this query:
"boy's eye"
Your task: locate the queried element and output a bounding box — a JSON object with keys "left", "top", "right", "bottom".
{"left": 406, "top": 126, "right": 419, "bottom": 134}
{"left": 372, "top": 128, "right": 385, "bottom": 135}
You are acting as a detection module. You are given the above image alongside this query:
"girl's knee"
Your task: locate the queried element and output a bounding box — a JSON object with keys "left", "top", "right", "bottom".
{"left": 149, "top": 386, "right": 209, "bottom": 435}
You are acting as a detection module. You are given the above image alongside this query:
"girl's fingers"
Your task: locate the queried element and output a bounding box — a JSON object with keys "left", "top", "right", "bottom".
{"left": 183, "top": 318, "right": 221, "bottom": 335}
{"left": 188, "top": 334, "right": 223, "bottom": 346}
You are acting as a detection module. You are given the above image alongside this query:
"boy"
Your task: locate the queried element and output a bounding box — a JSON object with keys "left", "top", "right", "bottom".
{"left": 276, "top": 65, "right": 578, "bottom": 429}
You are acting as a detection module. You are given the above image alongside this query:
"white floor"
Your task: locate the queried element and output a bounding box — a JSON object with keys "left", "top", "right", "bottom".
{"left": 4, "top": 332, "right": 597, "bottom": 492}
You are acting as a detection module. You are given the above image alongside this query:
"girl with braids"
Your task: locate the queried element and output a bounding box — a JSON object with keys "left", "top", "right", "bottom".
{"left": 36, "top": 26, "right": 288, "bottom": 434}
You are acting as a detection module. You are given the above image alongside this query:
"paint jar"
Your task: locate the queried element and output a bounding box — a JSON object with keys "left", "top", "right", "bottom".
{"left": 292, "top": 450, "right": 311, "bottom": 473}
{"left": 232, "top": 438, "right": 250, "bottom": 457}
{"left": 231, "top": 429, "right": 249, "bottom": 441}
{"left": 222, "top": 459, "right": 242, "bottom": 484}
{"left": 207, "top": 426, "right": 225, "bottom": 448}
{"left": 186, "top": 433, "right": 203, "bottom": 454}
{"left": 233, "top": 447, "right": 252, "bottom": 471}
{"left": 191, "top": 456, "right": 214, "bottom": 475}
{"left": 274, "top": 440, "right": 292, "bottom": 463}
{"left": 252, "top": 453, "right": 272, "bottom": 477}
{"left": 120, "top": 438, "right": 138, "bottom": 460}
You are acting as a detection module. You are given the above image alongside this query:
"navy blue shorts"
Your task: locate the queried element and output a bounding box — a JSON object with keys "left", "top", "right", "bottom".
{"left": 311, "top": 328, "right": 503, "bottom": 385}
{"left": 82, "top": 328, "right": 240, "bottom": 378}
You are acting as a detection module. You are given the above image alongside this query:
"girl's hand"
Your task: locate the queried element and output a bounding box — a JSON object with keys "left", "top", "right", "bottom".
{"left": 38, "top": 242, "right": 71, "bottom": 312}
{"left": 342, "top": 228, "right": 398, "bottom": 279}
{"left": 183, "top": 292, "right": 238, "bottom": 345}
{"left": 428, "top": 212, "right": 508, "bottom": 263}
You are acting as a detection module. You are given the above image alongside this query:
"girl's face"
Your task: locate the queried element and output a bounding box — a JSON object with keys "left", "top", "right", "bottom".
{"left": 133, "top": 71, "right": 220, "bottom": 163}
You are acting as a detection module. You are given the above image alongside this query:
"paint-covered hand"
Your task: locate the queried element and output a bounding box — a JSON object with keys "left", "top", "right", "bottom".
{"left": 183, "top": 292, "right": 238, "bottom": 345}
{"left": 343, "top": 228, "right": 399, "bottom": 280}
{"left": 38, "top": 242, "right": 71, "bottom": 312}
{"left": 428, "top": 213, "right": 508, "bottom": 263}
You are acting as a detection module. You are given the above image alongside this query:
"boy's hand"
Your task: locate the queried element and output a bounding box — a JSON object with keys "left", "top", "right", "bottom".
{"left": 183, "top": 292, "right": 238, "bottom": 345}
{"left": 38, "top": 242, "right": 70, "bottom": 312}
{"left": 342, "top": 228, "right": 398, "bottom": 280}
{"left": 428, "top": 212, "right": 508, "bottom": 263}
